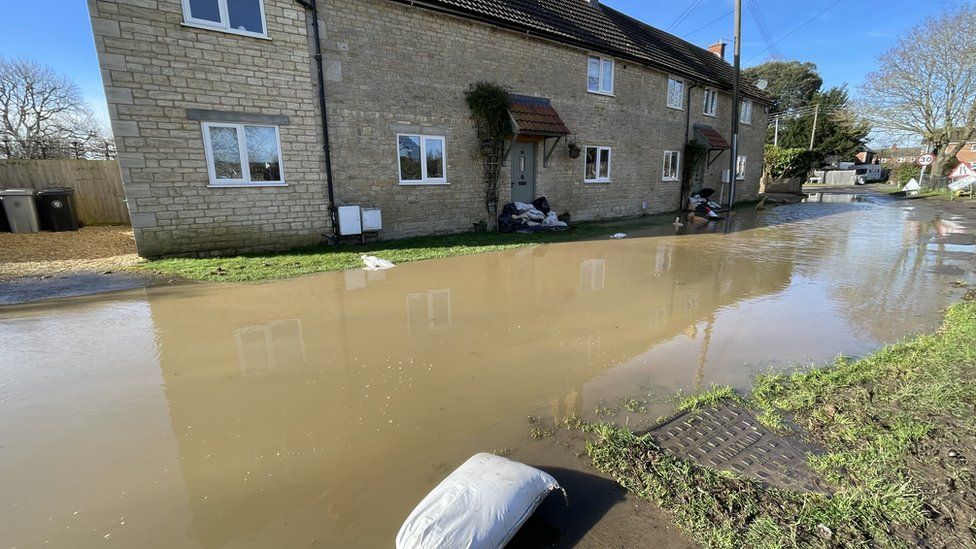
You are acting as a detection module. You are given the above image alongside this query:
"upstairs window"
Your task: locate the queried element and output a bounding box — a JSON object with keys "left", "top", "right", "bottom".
{"left": 662, "top": 151, "right": 680, "bottom": 181}
{"left": 587, "top": 55, "right": 614, "bottom": 95}
{"left": 398, "top": 134, "right": 447, "bottom": 185}
{"left": 584, "top": 146, "right": 612, "bottom": 183}
{"left": 970, "top": 143, "right": 976, "bottom": 152}
{"left": 703, "top": 88, "right": 718, "bottom": 117}
{"left": 667, "top": 77, "right": 684, "bottom": 110}
{"left": 740, "top": 99, "right": 753, "bottom": 124}
{"left": 182, "top": 0, "right": 267, "bottom": 37}
{"left": 202, "top": 122, "right": 284, "bottom": 186}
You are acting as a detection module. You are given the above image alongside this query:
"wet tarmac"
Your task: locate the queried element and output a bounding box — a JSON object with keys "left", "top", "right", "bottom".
{"left": 1, "top": 194, "right": 974, "bottom": 548}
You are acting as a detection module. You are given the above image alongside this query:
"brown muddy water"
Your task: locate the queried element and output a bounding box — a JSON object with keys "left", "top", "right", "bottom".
{"left": 2, "top": 194, "right": 975, "bottom": 548}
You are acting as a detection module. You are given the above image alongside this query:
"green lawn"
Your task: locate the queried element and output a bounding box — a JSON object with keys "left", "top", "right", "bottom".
{"left": 579, "top": 297, "right": 976, "bottom": 548}
{"left": 136, "top": 215, "right": 674, "bottom": 282}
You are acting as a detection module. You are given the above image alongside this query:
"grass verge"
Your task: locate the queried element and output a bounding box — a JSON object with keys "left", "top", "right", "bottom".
{"left": 578, "top": 300, "right": 976, "bottom": 548}
{"left": 134, "top": 215, "right": 671, "bottom": 282}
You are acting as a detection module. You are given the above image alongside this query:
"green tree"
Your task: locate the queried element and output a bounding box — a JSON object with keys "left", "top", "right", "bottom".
{"left": 743, "top": 61, "right": 822, "bottom": 112}
{"left": 775, "top": 86, "right": 870, "bottom": 159}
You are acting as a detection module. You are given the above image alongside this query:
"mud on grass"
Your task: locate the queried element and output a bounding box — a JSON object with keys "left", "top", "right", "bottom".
{"left": 579, "top": 302, "right": 976, "bottom": 548}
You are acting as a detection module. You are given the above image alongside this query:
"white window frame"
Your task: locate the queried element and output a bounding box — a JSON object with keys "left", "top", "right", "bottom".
{"left": 970, "top": 143, "right": 976, "bottom": 152}
{"left": 587, "top": 55, "right": 615, "bottom": 96}
{"left": 667, "top": 76, "right": 685, "bottom": 110}
{"left": 201, "top": 122, "right": 285, "bottom": 187}
{"left": 739, "top": 99, "right": 753, "bottom": 125}
{"left": 970, "top": 162, "right": 976, "bottom": 169}
{"left": 181, "top": 0, "right": 269, "bottom": 39}
{"left": 584, "top": 146, "right": 613, "bottom": 183}
{"left": 397, "top": 134, "right": 448, "bottom": 186}
{"left": 662, "top": 150, "right": 681, "bottom": 181}
{"left": 736, "top": 155, "right": 747, "bottom": 180}
{"left": 702, "top": 88, "right": 718, "bottom": 117}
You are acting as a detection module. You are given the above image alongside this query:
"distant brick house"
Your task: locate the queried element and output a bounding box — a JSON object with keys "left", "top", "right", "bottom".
{"left": 88, "top": 0, "right": 770, "bottom": 257}
{"left": 878, "top": 146, "right": 923, "bottom": 166}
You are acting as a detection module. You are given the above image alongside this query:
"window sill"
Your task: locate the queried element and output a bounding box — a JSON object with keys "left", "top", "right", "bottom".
{"left": 181, "top": 22, "right": 270, "bottom": 40}
{"left": 666, "top": 105, "right": 685, "bottom": 111}
{"left": 208, "top": 182, "right": 287, "bottom": 188}
{"left": 587, "top": 90, "right": 616, "bottom": 97}
{"left": 740, "top": 121, "right": 752, "bottom": 126}
{"left": 703, "top": 112, "right": 717, "bottom": 118}
{"left": 584, "top": 179, "right": 612, "bottom": 184}
{"left": 399, "top": 181, "right": 449, "bottom": 186}
{"left": 662, "top": 178, "right": 680, "bottom": 182}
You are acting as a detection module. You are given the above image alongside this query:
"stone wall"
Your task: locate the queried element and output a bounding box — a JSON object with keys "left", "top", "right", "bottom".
{"left": 89, "top": 0, "right": 767, "bottom": 257}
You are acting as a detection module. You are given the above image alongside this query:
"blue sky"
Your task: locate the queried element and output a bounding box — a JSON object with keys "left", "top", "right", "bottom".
{"left": 0, "top": 0, "right": 955, "bottom": 133}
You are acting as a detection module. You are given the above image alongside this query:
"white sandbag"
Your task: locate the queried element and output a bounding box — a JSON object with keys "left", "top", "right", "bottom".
{"left": 542, "top": 211, "right": 567, "bottom": 228}
{"left": 513, "top": 201, "right": 534, "bottom": 212}
{"left": 361, "top": 254, "right": 395, "bottom": 271}
{"left": 611, "top": 233, "right": 627, "bottom": 239}
{"left": 396, "top": 453, "right": 561, "bottom": 549}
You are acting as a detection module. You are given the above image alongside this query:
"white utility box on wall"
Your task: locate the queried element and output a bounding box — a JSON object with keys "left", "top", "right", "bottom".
{"left": 361, "top": 208, "right": 382, "bottom": 232}
{"left": 338, "top": 205, "right": 363, "bottom": 236}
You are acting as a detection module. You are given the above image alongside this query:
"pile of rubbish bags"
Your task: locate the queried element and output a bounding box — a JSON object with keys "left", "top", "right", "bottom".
{"left": 498, "top": 196, "right": 569, "bottom": 233}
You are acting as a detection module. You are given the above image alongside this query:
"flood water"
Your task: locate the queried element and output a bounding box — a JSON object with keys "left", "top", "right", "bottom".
{"left": 2, "top": 194, "right": 975, "bottom": 548}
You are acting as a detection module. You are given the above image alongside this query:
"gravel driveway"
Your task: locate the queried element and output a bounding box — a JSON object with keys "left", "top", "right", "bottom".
{"left": 0, "top": 226, "right": 143, "bottom": 278}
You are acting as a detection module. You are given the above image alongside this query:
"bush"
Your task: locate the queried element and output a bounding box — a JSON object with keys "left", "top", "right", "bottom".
{"left": 890, "top": 163, "right": 920, "bottom": 186}
{"left": 763, "top": 145, "right": 822, "bottom": 179}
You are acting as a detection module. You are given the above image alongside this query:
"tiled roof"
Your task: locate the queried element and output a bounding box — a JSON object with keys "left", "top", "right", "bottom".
{"left": 509, "top": 94, "right": 570, "bottom": 136}
{"left": 694, "top": 123, "right": 730, "bottom": 150}
{"left": 387, "top": 0, "right": 769, "bottom": 101}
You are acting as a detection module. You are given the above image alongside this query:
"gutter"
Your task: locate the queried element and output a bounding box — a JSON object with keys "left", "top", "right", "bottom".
{"left": 295, "top": 0, "right": 339, "bottom": 243}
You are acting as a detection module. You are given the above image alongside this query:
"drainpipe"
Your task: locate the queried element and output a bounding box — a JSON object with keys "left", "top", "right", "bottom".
{"left": 683, "top": 80, "right": 699, "bottom": 210}
{"left": 295, "top": 0, "right": 339, "bottom": 243}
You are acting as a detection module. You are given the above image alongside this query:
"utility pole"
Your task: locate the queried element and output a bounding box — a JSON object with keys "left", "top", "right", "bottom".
{"left": 727, "top": 0, "right": 742, "bottom": 209}
{"left": 773, "top": 115, "right": 779, "bottom": 147}
{"left": 808, "top": 104, "right": 820, "bottom": 151}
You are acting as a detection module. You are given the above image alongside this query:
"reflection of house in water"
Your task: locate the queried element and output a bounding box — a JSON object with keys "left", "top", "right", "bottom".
{"left": 147, "top": 235, "right": 797, "bottom": 547}
{"left": 407, "top": 289, "right": 452, "bottom": 334}
{"left": 233, "top": 319, "right": 307, "bottom": 375}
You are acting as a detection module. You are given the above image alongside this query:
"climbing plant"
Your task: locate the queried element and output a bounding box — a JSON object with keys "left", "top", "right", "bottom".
{"left": 465, "top": 81, "right": 512, "bottom": 226}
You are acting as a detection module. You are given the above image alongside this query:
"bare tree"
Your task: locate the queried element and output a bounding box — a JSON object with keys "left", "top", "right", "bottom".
{"left": 859, "top": 5, "right": 976, "bottom": 175}
{"left": 0, "top": 57, "right": 110, "bottom": 159}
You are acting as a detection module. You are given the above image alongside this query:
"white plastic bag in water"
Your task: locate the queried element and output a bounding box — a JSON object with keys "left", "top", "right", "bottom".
{"left": 396, "top": 453, "right": 561, "bottom": 549}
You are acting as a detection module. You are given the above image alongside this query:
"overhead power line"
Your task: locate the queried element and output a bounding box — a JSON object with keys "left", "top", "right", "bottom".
{"left": 746, "top": 0, "right": 846, "bottom": 63}
{"left": 666, "top": 0, "right": 706, "bottom": 32}
{"left": 681, "top": 9, "right": 733, "bottom": 38}
{"left": 746, "top": 0, "right": 782, "bottom": 60}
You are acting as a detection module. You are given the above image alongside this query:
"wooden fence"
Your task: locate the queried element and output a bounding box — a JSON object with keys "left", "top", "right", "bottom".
{"left": 0, "top": 159, "right": 130, "bottom": 225}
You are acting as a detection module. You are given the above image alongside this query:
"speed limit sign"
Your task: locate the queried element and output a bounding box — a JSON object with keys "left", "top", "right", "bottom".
{"left": 918, "top": 154, "right": 935, "bottom": 166}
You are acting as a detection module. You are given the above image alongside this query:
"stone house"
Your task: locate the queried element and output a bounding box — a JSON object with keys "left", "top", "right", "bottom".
{"left": 88, "top": 0, "right": 770, "bottom": 257}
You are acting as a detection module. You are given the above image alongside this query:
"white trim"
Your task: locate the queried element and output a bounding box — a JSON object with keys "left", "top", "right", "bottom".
{"left": 181, "top": 0, "right": 268, "bottom": 38}
{"left": 702, "top": 87, "right": 718, "bottom": 117}
{"left": 739, "top": 99, "right": 753, "bottom": 125}
{"left": 201, "top": 122, "right": 285, "bottom": 186}
{"left": 970, "top": 143, "right": 976, "bottom": 152}
{"left": 662, "top": 150, "right": 681, "bottom": 181}
{"left": 667, "top": 76, "right": 685, "bottom": 110}
{"left": 397, "top": 134, "right": 448, "bottom": 185}
{"left": 584, "top": 145, "right": 613, "bottom": 183}
{"left": 587, "top": 55, "right": 615, "bottom": 95}
{"left": 735, "top": 155, "right": 747, "bottom": 180}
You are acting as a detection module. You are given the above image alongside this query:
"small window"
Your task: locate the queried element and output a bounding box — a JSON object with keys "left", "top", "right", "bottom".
{"left": 202, "top": 122, "right": 284, "bottom": 186}
{"left": 703, "top": 88, "right": 718, "bottom": 117}
{"left": 662, "top": 151, "right": 680, "bottom": 181}
{"left": 667, "top": 77, "right": 684, "bottom": 110}
{"left": 970, "top": 143, "right": 976, "bottom": 152}
{"left": 739, "top": 99, "right": 753, "bottom": 124}
{"left": 736, "top": 155, "right": 747, "bottom": 180}
{"left": 970, "top": 162, "right": 976, "bottom": 169}
{"left": 398, "top": 134, "right": 447, "bottom": 185}
{"left": 584, "top": 146, "right": 612, "bottom": 183}
{"left": 182, "top": 0, "right": 267, "bottom": 37}
{"left": 587, "top": 55, "right": 614, "bottom": 95}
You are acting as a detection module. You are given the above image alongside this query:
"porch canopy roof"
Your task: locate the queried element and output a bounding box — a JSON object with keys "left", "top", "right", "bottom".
{"left": 508, "top": 95, "right": 571, "bottom": 137}
{"left": 694, "top": 123, "right": 731, "bottom": 150}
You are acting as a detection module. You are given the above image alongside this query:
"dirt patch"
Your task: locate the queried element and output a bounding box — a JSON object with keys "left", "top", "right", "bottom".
{"left": 0, "top": 226, "right": 143, "bottom": 278}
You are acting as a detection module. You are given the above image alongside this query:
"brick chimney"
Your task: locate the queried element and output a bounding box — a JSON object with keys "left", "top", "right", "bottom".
{"left": 708, "top": 40, "right": 726, "bottom": 60}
